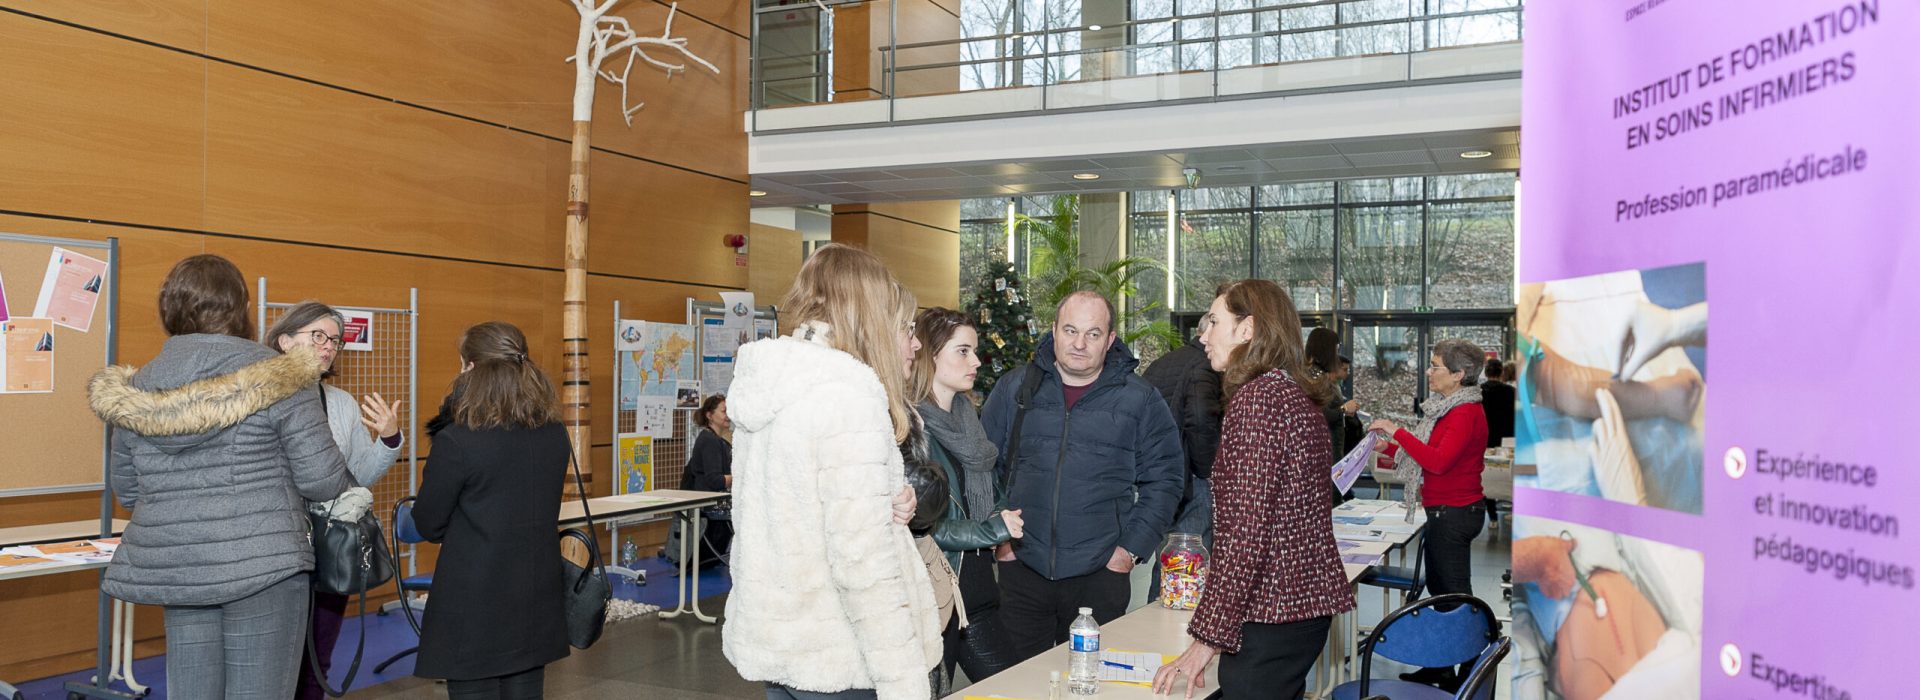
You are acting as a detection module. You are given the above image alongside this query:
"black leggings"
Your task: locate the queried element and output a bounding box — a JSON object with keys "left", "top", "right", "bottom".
{"left": 447, "top": 665, "right": 545, "bottom": 700}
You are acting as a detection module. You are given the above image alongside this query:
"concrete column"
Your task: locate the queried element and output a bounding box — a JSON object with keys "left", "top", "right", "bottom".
{"left": 1078, "top": 192, "right": 1126, "bottom": 270}
{"left": 1080, "top": 0, "right": 1130, "bottom": 81}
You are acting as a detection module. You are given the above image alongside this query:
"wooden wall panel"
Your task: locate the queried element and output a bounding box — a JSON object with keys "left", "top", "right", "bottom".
{"left": 3, "top": 0, "right": 207, "bottom": 49}
{"left": 584, "top": 149, "right": 751, "bottom": 288}
{"left": 0, "top": 0, "right": 746, "bottom": 681}
{"left": 583, "top": 1, "right": 748, "bottom": 177}
{"left": 832, "top": 202, "right": 961, "bottom": 309}
{"left": 204, "top": 0, "right": 746, "bottom": 178}
{"left": 830, "top": 3, "right": 879, "bottom": 100}
{"left": 202, "top": 64, "right": 558, "bottom": 268}
{"left": 748, "top": 223, "right": 803, "bottom": 306}
{"left": 830, "top": 0, "right": 960, "bottom": 100}
{"left": 656, "top": 0, "right": 751, "bottom": 38}
{"left": 0, "top": 12, "right": 206, "bottom": 230}
{"left": 892, "top": 0, "right": 963, "bottom": 99}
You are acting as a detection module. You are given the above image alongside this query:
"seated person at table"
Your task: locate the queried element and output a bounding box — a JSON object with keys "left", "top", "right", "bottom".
{"left": 679, "top": 394, "right": 734, "bottom": 564}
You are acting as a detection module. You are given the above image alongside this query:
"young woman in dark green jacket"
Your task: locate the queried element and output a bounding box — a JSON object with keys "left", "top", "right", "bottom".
{"left": 911, "top": 307, "right": 1025, "bottom": 683}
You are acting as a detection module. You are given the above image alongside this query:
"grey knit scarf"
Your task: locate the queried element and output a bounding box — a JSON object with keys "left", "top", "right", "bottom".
{"left": 1391, "top": 384, "right": 1483, "bottom": 512}
{"left": 918, "top": 396, "right": 999, "bottom": 520}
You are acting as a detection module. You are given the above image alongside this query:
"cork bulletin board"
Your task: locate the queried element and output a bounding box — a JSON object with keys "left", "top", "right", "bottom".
{"left": 0, "top": 233, "right": 117, "bottom": 495}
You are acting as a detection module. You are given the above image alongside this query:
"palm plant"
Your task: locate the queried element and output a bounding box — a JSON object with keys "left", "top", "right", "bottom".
{"left": 1014, "top": 196, "right": 1183, "bottom": 358}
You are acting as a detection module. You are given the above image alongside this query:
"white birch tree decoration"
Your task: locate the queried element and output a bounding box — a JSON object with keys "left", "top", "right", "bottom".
{"left": 559, "top": 0, "right": 718, "bottom": 493}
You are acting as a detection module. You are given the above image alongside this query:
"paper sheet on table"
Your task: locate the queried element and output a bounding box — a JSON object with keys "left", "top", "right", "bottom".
{"left": 1343, "top": 553, "right": 1384, "bottom": 566}
{"left": 1334, "top": 515, "right": 1373, "bottom": 525}
{"left": 12, "top": 541, "right": 113, "bottom": 564}
{"left": 1333, "top": 526, "right": 1387, "bottom": 541}
{"left": 1099, "top": 649, "right": 1165, "bottom": 685}
{"left": 0, "top": 553, "right": 66, "bottom": 573}
{"left": 1330, "top": 433, "right": 1377, "bottom": 495}
{"left": 1336, "top": 500, "right": 1391, "bottom": 515}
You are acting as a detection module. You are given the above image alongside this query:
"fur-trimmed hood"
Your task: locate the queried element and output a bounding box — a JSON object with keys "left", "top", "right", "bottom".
{"left": 89, "top": 336, "right": 324, "bottom": 448}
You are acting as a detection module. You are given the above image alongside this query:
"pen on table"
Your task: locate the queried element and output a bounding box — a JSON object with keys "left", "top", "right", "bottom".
{"left": 1102, "top": 660, "right": 1136, "bottom": 670}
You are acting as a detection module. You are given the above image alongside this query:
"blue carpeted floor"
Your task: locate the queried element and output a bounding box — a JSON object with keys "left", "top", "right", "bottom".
{"left": 15, "top": 557, "right": 730, "bottom": 699}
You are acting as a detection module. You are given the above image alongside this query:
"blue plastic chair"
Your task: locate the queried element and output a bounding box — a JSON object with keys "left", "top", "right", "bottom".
{"left": 373, "top": 497, "right": 433, "bottom": 674}
{"left": 1332, "top": 593, "right": 1506, "bottom": 700}
{"left": 1356, "top": 527, "right": 1427, "bottom": 614}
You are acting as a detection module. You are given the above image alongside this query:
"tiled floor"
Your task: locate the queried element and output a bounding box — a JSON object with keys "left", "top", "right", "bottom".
{"left": 23, "top": 518, "right": 1513, "bottom": 699}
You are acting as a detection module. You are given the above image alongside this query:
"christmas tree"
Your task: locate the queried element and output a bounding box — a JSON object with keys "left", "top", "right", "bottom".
{"left": 965, "top": 253, "right": 1041, "bottom": 396}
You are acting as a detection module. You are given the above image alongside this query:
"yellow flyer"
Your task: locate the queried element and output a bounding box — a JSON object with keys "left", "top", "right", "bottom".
{"left": 617, "top": 434, "right": 652, "bottom": 495}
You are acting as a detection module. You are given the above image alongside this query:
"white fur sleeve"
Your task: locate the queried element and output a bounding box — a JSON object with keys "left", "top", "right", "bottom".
{"left": 811, "top": 383, "right": 928, "bottom": 700}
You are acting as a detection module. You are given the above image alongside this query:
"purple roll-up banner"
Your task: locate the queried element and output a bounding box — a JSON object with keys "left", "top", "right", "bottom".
{"left": 1515, "top": 1, "right": 1916, "bottom": 698}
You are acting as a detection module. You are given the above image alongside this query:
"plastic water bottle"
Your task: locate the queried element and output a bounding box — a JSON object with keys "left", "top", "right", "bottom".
{"left": 620, "top": 537, "right": 638, "bottom": 569}
{"left": 1068, "top": 607, "right": 1100, "bottom": 695}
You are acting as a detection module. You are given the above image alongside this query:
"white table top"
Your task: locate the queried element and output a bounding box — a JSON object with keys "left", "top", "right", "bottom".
{"left": 556, "top": 489, "right": 728, "bottom": 527}
{"left": 951, "top": 559, "right": 1373, "bottom": 700}
{"left": 948, "top": 605, "right": 1213, "bottom": 699}
{"left": 0, "top": 557, "right": 104, "bottom": 582}
{"left": 0, "top": 519, "right": 128, "bottom": 547}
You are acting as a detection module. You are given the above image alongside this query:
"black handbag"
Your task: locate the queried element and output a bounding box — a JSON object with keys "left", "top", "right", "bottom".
{"left": 304, "top": 510, "right": 387, "bottom": 697}
{"left": 309, "top": 507, "right": 395, "bottom": 596}
{"left": 303, "top": 385, "right": 397, "bottom": 697}
{"left": 560, "top": 440, "right": 612, "bottom": 649}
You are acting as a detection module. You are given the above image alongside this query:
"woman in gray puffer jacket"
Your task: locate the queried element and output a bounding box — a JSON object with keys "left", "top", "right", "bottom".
{"left": 87, "top": 255, "right": 350, "bottom": 699}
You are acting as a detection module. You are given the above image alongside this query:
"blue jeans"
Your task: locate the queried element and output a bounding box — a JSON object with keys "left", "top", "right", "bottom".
{"left": 162, "top": 573, "right": 311, "bottom": 699}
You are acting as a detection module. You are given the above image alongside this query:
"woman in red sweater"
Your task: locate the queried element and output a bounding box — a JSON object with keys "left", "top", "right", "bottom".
{"left": 1369, "top": 338, "right": 1489, "bottom": 605}
{"left": 1152, "top": 280, "right": 1354, "bottom": 699}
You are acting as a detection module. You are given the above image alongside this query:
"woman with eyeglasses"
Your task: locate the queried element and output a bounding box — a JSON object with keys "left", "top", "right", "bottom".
{"left": 262, "top": 301, "right": 406, "bottom": 700}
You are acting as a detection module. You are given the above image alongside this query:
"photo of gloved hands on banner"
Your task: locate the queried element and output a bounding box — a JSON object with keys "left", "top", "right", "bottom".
{"left": 1509, "top": 516, "right": 1704, "bottom": 700}
{"left": 1515, "top": 262, "right": 1706, "bottom": 513}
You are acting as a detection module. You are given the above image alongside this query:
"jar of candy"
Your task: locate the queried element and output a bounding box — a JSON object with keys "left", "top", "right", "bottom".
{"left": 1159, "top": 533, "right": 1208, "bottom": 610}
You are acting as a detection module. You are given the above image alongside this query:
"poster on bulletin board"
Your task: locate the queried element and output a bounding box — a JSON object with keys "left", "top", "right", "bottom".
{"left": 616, "top": 434, "right": 652, "bottom": 494}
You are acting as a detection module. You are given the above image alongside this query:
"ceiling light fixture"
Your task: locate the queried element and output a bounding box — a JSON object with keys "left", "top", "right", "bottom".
{"left": 749, "top": 190, "right": 768, "bottom": 196}
{"left": 1072, "top": 173, "right": 1101, "bottom": 180}
{"left": 1087, "top": 24, "right": 1103, "bottom": 31}
{"left": 1460, "top": 150, "right": 1494, "bottom": 159}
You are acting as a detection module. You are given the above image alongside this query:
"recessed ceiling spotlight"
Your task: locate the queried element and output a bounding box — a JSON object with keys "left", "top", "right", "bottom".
{"left": 749, "top": 190, "right": 768, "bottom": 196}
{"left": 1072, "top": 173, "right": 1101, "bottom": 180}
{"left": 1460, "top": 150, "right": 1494, "bottom": 159}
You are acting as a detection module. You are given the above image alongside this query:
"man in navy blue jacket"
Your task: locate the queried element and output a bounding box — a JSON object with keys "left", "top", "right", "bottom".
{"left": 982, "top": 291, "right": 1185, "bottom": 661}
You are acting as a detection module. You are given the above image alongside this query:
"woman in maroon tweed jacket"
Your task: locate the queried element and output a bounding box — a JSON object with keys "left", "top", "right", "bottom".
{"left": 1153, "top": 280, "right": 1356, "bottom": 699}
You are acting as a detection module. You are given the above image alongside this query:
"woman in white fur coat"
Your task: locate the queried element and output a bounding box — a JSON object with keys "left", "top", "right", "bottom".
{"left": 724, "top": 244, "right": 942, "bottom": 700}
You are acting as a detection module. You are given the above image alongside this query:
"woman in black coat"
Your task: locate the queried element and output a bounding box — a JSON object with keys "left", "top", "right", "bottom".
{"left": 679, "top": 394, "right": 733, "bottom": 563}
{"left": 412, "top": 322, "right": 571, "bottom": 699}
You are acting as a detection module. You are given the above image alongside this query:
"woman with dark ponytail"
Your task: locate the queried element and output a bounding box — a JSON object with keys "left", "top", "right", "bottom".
{"left": 410, "top": 322, "right": 571, "bottom": 699}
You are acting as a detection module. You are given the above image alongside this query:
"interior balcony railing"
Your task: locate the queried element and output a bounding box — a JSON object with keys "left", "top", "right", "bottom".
{"left": 751, "top": 0, "right": 1522, "bottom": 128}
